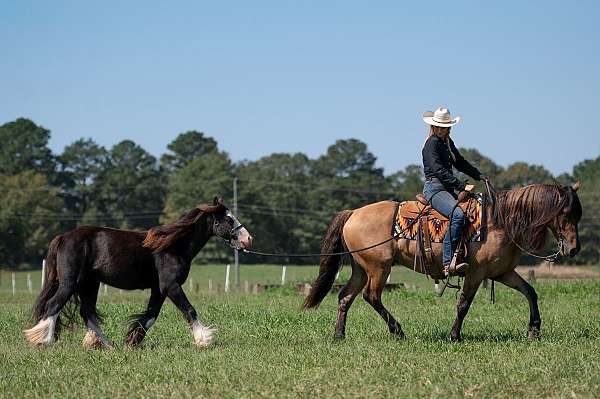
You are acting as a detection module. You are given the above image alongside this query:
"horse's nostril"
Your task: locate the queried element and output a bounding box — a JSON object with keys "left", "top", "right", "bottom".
{"left": 569, "top": 248, "right": 578, "bottom": 257}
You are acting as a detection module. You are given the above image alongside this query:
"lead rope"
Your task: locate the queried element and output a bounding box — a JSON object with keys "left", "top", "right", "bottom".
{"left": 241, "top": 199, "right": 432, "bottom": 258}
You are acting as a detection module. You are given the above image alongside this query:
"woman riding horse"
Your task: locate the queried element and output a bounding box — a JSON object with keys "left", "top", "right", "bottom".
{"left": 422, "top": 107, "right": 487, "bottom": 276}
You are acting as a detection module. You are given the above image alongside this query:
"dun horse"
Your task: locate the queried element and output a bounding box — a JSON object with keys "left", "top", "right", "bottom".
{"left": 24, "top": 197, "right": 252, "bottom": 348}
{"left": 304, "top": 183, "right": 582, "bottom": 341}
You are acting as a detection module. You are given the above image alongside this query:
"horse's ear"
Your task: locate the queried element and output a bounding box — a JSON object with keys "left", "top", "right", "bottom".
{"left": 572, "top": 181, "right": 581, "bottom": 192}
{"left": 213, "top": 196, "right": 220, "bottom": 205}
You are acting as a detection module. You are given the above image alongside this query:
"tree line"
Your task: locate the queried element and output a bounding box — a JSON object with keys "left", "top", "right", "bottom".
{"left": 0, "top": 118, "right": 598, "bottom": 268}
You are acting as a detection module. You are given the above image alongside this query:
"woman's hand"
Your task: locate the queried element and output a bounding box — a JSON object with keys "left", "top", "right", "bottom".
{"left": 465, "top": 184, "right": 475, "bottom": 192}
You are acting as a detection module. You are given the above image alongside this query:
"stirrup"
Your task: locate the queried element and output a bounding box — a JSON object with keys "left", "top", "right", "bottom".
{"left": 444, "top": 262, "right": 469, "bottom": 277}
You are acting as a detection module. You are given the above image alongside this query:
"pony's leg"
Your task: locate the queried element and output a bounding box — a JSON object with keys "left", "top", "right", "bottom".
{"left": 79, "top": 279, "right": 112, "bottom": 349}
{"left": 126, "top": 287, "right": 166, "bottom": 346}
{"left": 362, "top": 265, "right": 404, "bottom": 338}
{"left": 166, "top": 284, "right": 216, "bottom": 348}
{"left": 23, "top": 282, "right": 76, "bottom": 346}
{"left": 450, "top": 271, "right": 485, "bottom": 342}
{"left": 495, "top": 270, "right": 541, "bottom": 340}
{"left": 334, "top": 261, "right": 367, "bottom": 339}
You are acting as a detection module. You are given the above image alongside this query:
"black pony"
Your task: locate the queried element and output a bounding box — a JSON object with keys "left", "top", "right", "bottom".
{"left": 24, "top": 197, "right": 252, "bottom": 349}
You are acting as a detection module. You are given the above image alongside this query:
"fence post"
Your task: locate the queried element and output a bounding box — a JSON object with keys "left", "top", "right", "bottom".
{"left": 189, "top": 278, "right": 193, "bottom": 292}
{"left": 244, "top": 280, "right": 249, "bottom": 294}
{"left": 12, "top": 273, "right": 16, "bottom": 296}
{"left": 225, "top": 264, "right": 231, "bottom": 293}
{"left": 281, "top": 265, "right": 287, "bottom": 285}
{"left": 335, "top": 271, "right": 340, "bottom": 281}
{"left": 27, "top": 273, "right": 32, "bottom": 293}
{"left": 104, "top": 284, "right": 108, "bottom": 295}
{"left": 41, "top": 259, "right": 46, "bottom": 288}
{"left": 208, "top": 279, "right": 213, "bottom": 292}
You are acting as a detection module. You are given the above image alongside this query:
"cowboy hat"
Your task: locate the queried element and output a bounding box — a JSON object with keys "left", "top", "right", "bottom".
{"left": 422, "top": 107, "right": 460, "bottom": 127}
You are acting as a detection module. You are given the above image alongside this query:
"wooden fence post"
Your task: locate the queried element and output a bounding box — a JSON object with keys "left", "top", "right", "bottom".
{"left": 41, "top": 259, "right": 46, "bottom": 288}
{"left": 12, "top": 273, "right": 16, "bottom": 296}
{"left": 281, "top": 266, "right": 287, "bottom": 285}
{"left": 27, "top": 273, "right": 32, "bottom": 293}
{"left": 225, "top": 264, "right": 231, "bottom": 293}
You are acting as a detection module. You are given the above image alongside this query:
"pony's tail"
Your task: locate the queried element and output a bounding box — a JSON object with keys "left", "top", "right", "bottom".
{"left": 302, "top": 210, "right": 353, "bottom": 309}
{"left": 31, "top": 235, "right": 63, "bottom": 324}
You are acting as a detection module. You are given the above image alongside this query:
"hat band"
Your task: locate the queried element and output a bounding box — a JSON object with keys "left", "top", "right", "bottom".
{"left": 432, "top": 117, "right": 454, "bottom": 123}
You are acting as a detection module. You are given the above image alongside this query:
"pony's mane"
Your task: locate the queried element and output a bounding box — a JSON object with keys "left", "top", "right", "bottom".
{"left": 490, "top": 184, "right": 574, "bottom": 251}
{"left": 142, "top": 203, "right": 225, "bottom": 253}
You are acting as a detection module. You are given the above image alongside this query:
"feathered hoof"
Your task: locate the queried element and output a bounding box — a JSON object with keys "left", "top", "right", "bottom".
{"left": 192, "top": 324, "right": 217, "bottom": 348}
{"left": 528, "top": 327, "right": 541, "bottom": 341}
{"left": 82, "top": 330, "right": 114, "bottom": 350}
{"left": 23, "top": 317, "right": 56, "bottom": 346}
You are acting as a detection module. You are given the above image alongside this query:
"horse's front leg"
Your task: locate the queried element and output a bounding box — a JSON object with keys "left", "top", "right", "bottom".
{"left": 450, "top": 271, "right": 485, "bottom": 342}
{"left": 166, "top": 284, "right": 216, "bottom": 348}
{"left": 495, "top": 270, "right": 541, "bottom": 340}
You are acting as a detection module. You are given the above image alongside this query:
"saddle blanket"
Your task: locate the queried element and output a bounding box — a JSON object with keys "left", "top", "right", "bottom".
{"left": 393, "top": 194, "right": 486, "bottom": 243}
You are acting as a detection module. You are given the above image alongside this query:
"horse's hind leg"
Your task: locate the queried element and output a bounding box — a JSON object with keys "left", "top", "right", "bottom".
{"left": 126, "top": 286, "right": 166, "bottom": 346}
{"left": 495, "top": 270, "right": 541, "bottom": 340}
{"left": 334, "top": 260, "right": 367, "bottom": 339}
{"left": 23, "top": 268, "right": 77, "bottom": 346}
{"left": 362, "top": 265, "right": 404, "bottom": 338}
{"left": 79, "top": 278, "right": 112, "bottom": 349}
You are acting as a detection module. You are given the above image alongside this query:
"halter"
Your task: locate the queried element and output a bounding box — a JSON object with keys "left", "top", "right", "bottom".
{"left": 213, "top": 213, "right": 246, "bottom": 250}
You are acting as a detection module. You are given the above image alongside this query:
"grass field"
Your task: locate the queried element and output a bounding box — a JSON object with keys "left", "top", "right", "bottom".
{"left": 0, "top": 266, "right": 599, "bottom": 398}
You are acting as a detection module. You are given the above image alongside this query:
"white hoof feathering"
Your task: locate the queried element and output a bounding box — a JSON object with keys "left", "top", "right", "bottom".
{"left": 192, "top": 320, "right": 216, "bottom": 348}
{"left": 23, "top": 315, "right": 58, "bottom": 346}
{"left": 82, "top": 330, "right": 113, "bottom": 350}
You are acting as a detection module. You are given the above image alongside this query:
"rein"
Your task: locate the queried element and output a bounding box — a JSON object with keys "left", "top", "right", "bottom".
{"left": 238, "top": 202, "right": 428, "bottom": 258}
{"left": 510, "top": 236, "right": 564, "bottom": 263}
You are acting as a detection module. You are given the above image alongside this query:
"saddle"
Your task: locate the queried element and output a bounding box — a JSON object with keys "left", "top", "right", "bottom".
{"left": 393, "top": 193, "right": 486, "bottom": 278}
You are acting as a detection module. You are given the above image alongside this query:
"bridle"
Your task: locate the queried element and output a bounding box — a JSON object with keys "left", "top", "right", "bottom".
{"left": 485, "top": 177, "right": 566, "bottom": 263}
{"left": 213, "top": 213, "right": 246, "bottom": 250}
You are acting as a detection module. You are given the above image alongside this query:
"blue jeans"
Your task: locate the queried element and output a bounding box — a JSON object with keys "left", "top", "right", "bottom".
{"left": 423, "top": 179, "right": 467, "bottom": 265}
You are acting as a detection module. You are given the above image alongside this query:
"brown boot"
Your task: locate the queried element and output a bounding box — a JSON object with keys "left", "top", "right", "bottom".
{"left": 444, "top": 262, "right": 470, "bottom": 277}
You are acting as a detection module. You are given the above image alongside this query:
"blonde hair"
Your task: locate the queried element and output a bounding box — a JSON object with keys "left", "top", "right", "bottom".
{"left": 425, "top": 125, "right": 455, "bottom": 162}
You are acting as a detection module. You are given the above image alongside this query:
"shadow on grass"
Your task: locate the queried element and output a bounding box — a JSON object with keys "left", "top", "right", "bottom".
{"left": 412, "top": 329, "right": 526, "bottom": 343}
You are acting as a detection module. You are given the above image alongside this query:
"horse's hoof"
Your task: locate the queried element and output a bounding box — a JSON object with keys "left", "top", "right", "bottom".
{"left": 450, "top": 334, "right": 461, "bottom": 343}
{"left": 528, "top": 328, "right": 541, "bottom": 341}
{"left": 333, "top": 333, "right": 345, "bottom": 340}
{"left": 391, "top": 331, "right": 406, "bottom": 340}
{"left": 82, "top": 330, "right": 113, "bottom": 350}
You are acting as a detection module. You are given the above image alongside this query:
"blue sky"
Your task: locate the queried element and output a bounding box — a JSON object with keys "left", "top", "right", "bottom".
{"left": 1, "top": 1, "right": 598, "bottom": 176}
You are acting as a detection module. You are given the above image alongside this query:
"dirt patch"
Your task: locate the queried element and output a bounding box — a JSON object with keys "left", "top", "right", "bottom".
{"left": 516, "top": 264, "right": 600, "bottom": 280}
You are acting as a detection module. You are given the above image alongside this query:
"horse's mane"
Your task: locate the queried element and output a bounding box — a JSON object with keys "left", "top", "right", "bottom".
{"left": 490, "top": 184, "right": 576, "bottom": 251}
{"left": 142, "top": 203, "right": 225, "bottom": 253}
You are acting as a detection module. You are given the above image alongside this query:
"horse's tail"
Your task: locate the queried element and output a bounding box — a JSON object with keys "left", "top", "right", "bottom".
{"left": 302, "top": 210, "right": 353, "bottom": 309}
{"left": 31, "top": 235, "right": 63, "bottom": 324}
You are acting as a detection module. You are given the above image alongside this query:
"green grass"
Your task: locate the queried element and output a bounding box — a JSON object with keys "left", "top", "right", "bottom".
{"left": 0, "top": 267, "right": 599, "bottom": 398}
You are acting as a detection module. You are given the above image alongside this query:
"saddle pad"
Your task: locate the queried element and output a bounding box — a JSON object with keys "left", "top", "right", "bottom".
{"left": 394, "top": 194, "right": 485, "bottom": 243}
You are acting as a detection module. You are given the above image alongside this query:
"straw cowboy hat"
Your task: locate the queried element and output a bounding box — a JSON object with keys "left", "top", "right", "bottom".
{"left": 422, "top": 107, "right": 460, "bottom": 127}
